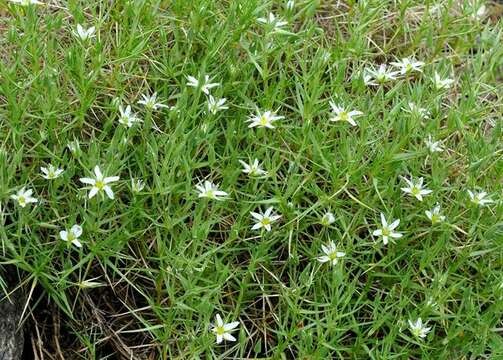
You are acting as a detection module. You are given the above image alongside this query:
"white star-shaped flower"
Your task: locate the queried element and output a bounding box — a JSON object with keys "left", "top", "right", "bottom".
{"left": 250, "top": 207, "right": 281, "bottom": 232}
{"left": 432, "top": 72, "right": 454, "bottom": 90}
{"left": 211, "top": 314, "right": 239, "bottom": 344}
{"left": 118, "top": 105, "right": 142, "bottom": 128}
{"left": 257, "top": 13, "right": 288, "bottom": 32}
{"left": 186, "top": 75, "right": 220, "bottom": 95}
{"left": 137, "top": 93, "right": 170, "bottom": 111}
{"left": 403, "top": 102, "right": 430, "bottom": 120}
{"left": 10, "top": 187, "right": 38, "bottom": 208}
{"left": 247, "top": 110, "right": 284, "bottom": 129}
{"left": 239, "top": 159, "right": 267, "bottom": 177}
{"left": 60, "top": 225, "right": 83, "bottom": 248}
{"left": 131, "top": 178, "right": 145, "bottom": 193}
{"left": 41, "top": 164, "right": 64, "bottom": 180}
{"left": 79, "top": 165, "right": 120, "bottom": 199}
{"left": 73, "top": 24, "right": 96, "bottom": 41}
{"left": 363, "top": 64, "right": 399, "bottom": 86}
{"left": 408, "top": 318, "right": 431, "bottom": 339}
{"left": 317, "top": 241, "right": 345, "bottom": 265}
{"left": 425, "top": 203, "right": 446, "bottom": 224}
{"left": 425, "top": 135, "right": 444, "bottom": 153}
{"left": 390, "top": 58, "right": 424, "bottom": 75}
{"left": 320, "top": 212, "right": 335, "bottom": 226}
{"left": 400, "top": 176, "right": 432, "bottom": 201}
{"left": 207, "top": 95, "right": 228, "bottom": 114}
{"left": 467, "top": 190, "right": 493, "bottom": 206}
{"left": 372, "top": 213, "right": 402, "bottom": 245}
{"left": 195, "top": 181, "right": 228, "bottom": 200}
{"left": 329, "top": 101, "right": 363, "bottom": 126}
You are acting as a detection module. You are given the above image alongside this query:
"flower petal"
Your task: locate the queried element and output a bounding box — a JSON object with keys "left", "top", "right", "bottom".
{"left": 223, "top": 321, "right": 240, "bottom": 331}
{"left": 104, "top": 186, "right": 114, "bottom": 199}
{"left": 71, "top": 225, "right": 83, "bottom": 238}
{"left": 80, "top": 177, "right": 95, "bottom": 185}
{"left": 94, "top": 166, "right": 103, "bottom": 179}
{"left": 215, "top": 314, "right": 223, "bottom": 327}
{"left": 88, "top": 186, "right": 99, "bottom": 199}
{"left": 104, "top": 176, "right": 119, "bottom": 184}
{"left": 222, "top": 333, "right": 236, "bottom": 342}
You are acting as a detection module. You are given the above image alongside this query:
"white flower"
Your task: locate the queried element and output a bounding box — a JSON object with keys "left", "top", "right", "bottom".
{"left": 195, "top": 181, "right": 228, "bottom": 201}
{"left": 408, "top": 318, "right": 431, "bottom": 339}
{"left": 40, "top": 164, "right": 64, "bottom": 180}
{"left": 286, "top": 0, "right": 295, "bottom": 10}
{"left": 79, "top": 166, "right": 120, "bottom": 199}
{"left": 390, "top": 58, "right": 424, "bottom": 75}
{"left": 211, "top": 314, "right": 239, "bottom": 344}
{"left": 257, "top": 13, "right": 288, "bottom": 31}
{"left": 467, "top": 190, "right": 494, "bottom": 206}
{"left": 118, "top": 105, "right": 141, "bottom": 128}
{"left": 186, "top": 75, "right": 219, "bottom": 95}
{"left": 67, "top": 140, "right": 81, "bottom": 155}
{"left": 425, "top": 204, "right": 446, "bottom": 224}
{"left": 239, "top": 159, "right": 267, "bottom": 177}
{"left": 328, "top": 101, "right": 363, "bottom": 126}
{"left": 432, "top": 72, "right": 454, "bottom": 90}
{"left": 8, "top": 0, "right": 43, "bottom": 5}
{"left": 207, "top": 95, "right": 228, "bottom": 114}
{"left": 73, "top": 24, "right": 96, "bottom": 41}
{"left": 137, "top": 93, "right": 169, "bottom": 111}
{"left": 400, "top": 176, "right": 432, "bottom": 201}
{"left": 471, "top": 4, "right": 486, "bottom": 19}
{"left": 77, "top": 278, "right": 105, "bottom": 288}
{"left": 320, "top": 212, "right": 335, "bottom": 226}
{"left": 403, "top": 102, "right": 430, "bottom": 120}
{"left": 425, "top": 135, "right": 444, "bottom": 153}
{"left": 131, "top": 179, "right": 145, "bottom": 193}
{"left": 317, "top": 241, "right": 345, "bottom": 265}
{"left": 247, "top": 110, "right": 284, "bottom": 129}
{"left": 10, "top": 187, "right": 38, "bottom": 208}
{"left": 250, "top": 207, "right": 281, "bottom": 232}
{"left": 60, "top": 225, "right": 83, "bottom": 248}
{"left": 363, "top": 64, "right": 399, "bottom": 86}
{"left": 372, "top": 213, "right": 402, "bottom": 245}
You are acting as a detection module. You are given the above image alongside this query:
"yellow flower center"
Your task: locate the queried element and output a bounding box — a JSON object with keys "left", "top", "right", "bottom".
{"left": 260, "top": 115, "right": 269, "bottom": 126}
{"left": 406, "top": 63, "right": 413, "bottom": 72}
{"left": 412, "top": 328, "right": 422, "bottom": 337}
{"left": 206, "top": 190, "right": 214, "bottom": 198}
{"left": 216, "top": 326, "right": 225, "bottom": 335}
{"left": 67, "top": 233, "right": 75, "bottom": 241}
{"left": 382, "top": 227, "right": 390, "bottom": 237}
{"left": 18, "top": 196, "right": 26, "bottom": 205}
{"left": 431, "top": 214, "right": 440, "bottom": 223}
{"left": 250, "top": 166, "right": 259, "bottom": 176}
{"left": 95, "top": 180, "right": 105, "bottom": 190}
{"left": 328, "top": 252, "right": 338, "bottom": 261}
{"left": 261, "top": 218, "right": 271, "bottom": 226}
{"left": 411, "top": 186, "right": 420, "bottom": 196}
{"left": 340, "top": 111, "right": 348, "bottom": 121}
